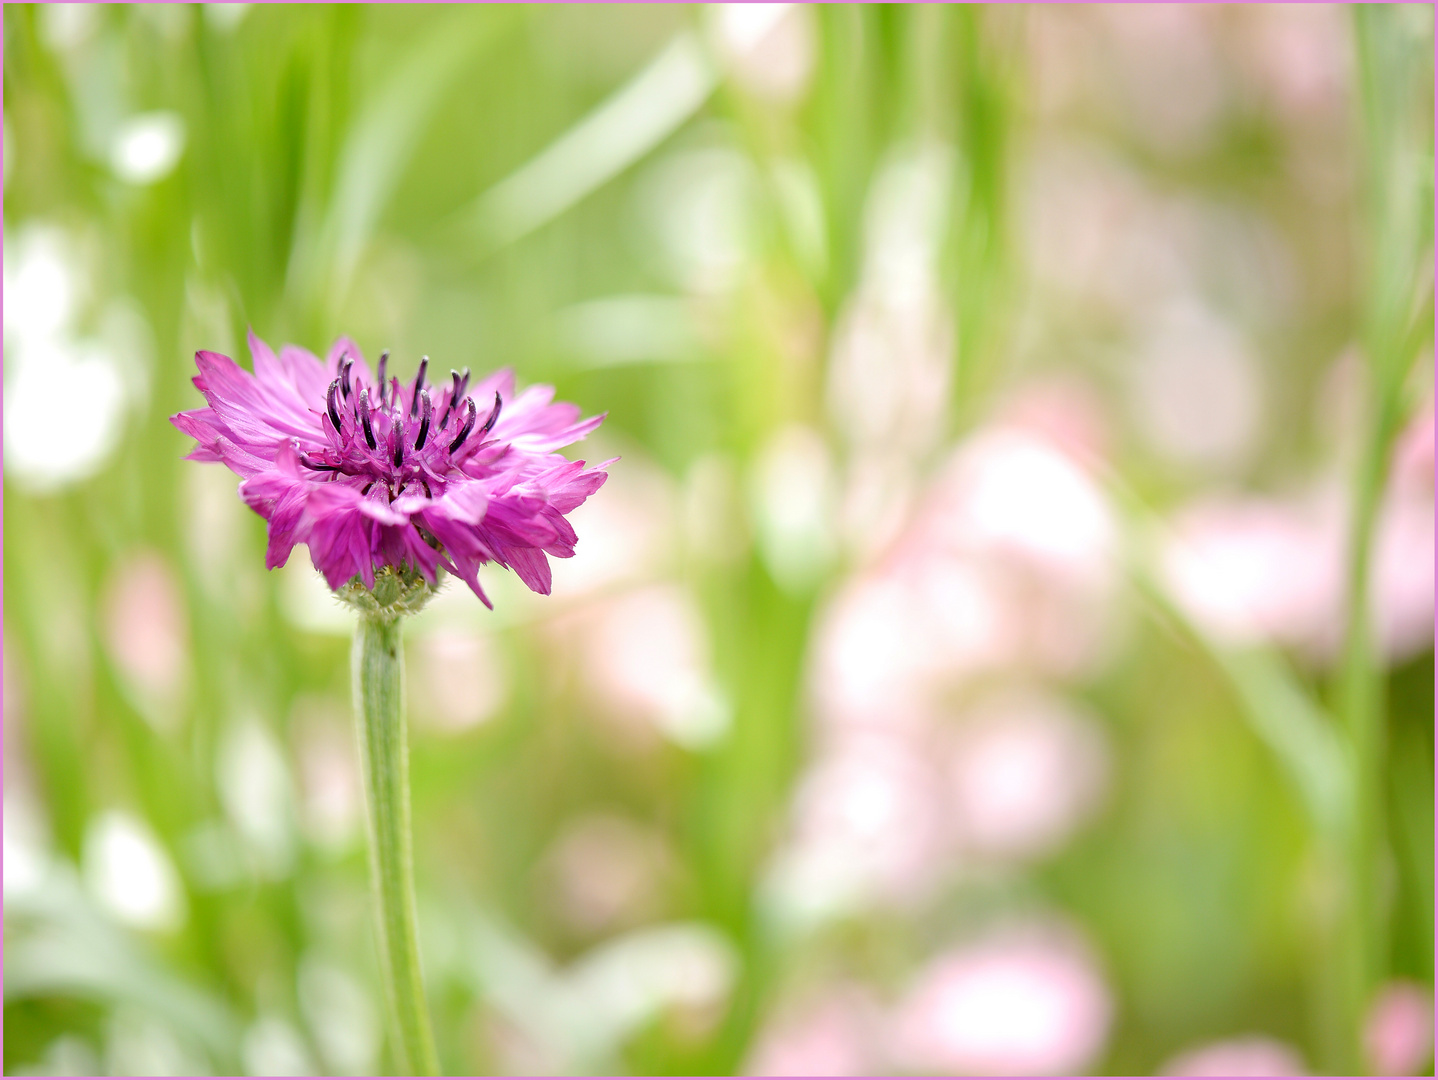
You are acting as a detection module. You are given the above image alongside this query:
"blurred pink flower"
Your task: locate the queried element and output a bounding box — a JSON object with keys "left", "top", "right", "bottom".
{"left": 578, "top": 584, "right": 729, "bottom": 749}
{"left": 1237, "top": 4, "right": 1349, "bottom": 119}
{"left": 1025, "top": 144, "right": 1192, "bottom": 317}
{"left": 710, "top": 3, "right": 816, "bottom": 105}
{"left": 408, "top": 631, "right": 508, "bottom": 733}
{"left": 1030, "top": 7, "right": 1228, "bottom": 154}
{"left": 810, "top": 416, "right": 1120, "bottom": 738}
{"left": 1163, "top": 405, "right": 1434, "bottom": 663}
{"left": 891, "top": 924, "right": 1112, "bottom": 1075}
{"left": 1094, "top": 5, "right": 1224, "bottom": 155}
{"left": 1373, "top": 486, "right": 1435, "bottom": 661}
{"left": 289, "top": 696, "right": 361, "bottom": 851}
{"left": 1160, "top": 491, "right": 1345, "bottom": 655}
{"left": 1374, "top": 397, "right": 1436, "bottom": 661}
{"left": 1163, "top": 1035, "right": 1307, "bottom": 1076}
{"left": 1365, "top": 980, "right": 1434, "bottom": 1076}
{"left": 1128, "top": 301, "right": 1264, "bottom": 469}
{"left": 995, "top": 377, "right": 1112, "bottom": 466}
{"left": 101, "top": 550, "right": 189, "bottom": 715}
{"left": 1390, "top": 394, "right": 1434, "bottom": 492}
{"left": 948, "top": 691, "right": 1110, "bottom": 861}
{"left": 747, "top": 985, "right": 882, "bottom": 1077}
{"left": 785, "top": 732, "right": 948, "bottom": 909}
{"left": 811, "top": 562, "right": 1010, "bottom": 734}
{"left": 918, "top": 426, "right": 1117, "bottom": 593}
{"left": 908, "top": 422, "right": 1120, "bottom": 676}
{"left": 542, "top": 813, "right": 673, "bottom": 935}
{"left": 1027, "top": 8, "right": 1092, "bottom": 120}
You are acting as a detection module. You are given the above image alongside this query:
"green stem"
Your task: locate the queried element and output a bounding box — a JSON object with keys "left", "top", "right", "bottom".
{"left": 1325, "top": 8, "right": 1431, "bottom": 1071}
{"left": 1328, "top": 431, "right": 1389, "bottom": 1075}
{"left": 352, "top": 615, "right": 440, "bottom": 1076}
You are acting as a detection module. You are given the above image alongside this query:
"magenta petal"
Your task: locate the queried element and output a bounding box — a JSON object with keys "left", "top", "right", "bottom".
{"left": 277, "top": 344, "right": 332, "bottom": 403}
{"left": 247, "top": 329, "right": 285, "bottom": 386}
{"left": 506, "top": 546, "right": 552, "bottom": 594}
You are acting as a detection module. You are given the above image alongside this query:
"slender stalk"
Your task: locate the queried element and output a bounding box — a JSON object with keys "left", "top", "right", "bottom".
{"left": 352, "top": 614, "right": 440, "bottom": 1076}
{"left": 1324, "top": 8, "right": 1431, "bottom": 1072}
{"left": 1327, "top": 431, "right": 1389, "bottom": 1075}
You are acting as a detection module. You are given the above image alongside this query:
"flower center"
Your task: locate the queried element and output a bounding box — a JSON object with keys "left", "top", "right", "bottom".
{"left": 301, "top": 352, "right": 501, "bottom": 500}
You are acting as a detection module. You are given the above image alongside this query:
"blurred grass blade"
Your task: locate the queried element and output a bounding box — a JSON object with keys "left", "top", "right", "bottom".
{"left": 1132, "top": 566, "right": 1352, "bottom": 838}
{"left": 464, "top": 32, "right": 715, "bottom": 252}
{"left": 1114, "top": 478, "right": 1355, "bottom": 839}
{"left": 6, "top": 929, "right": 238, "bottom": 1064}
{"left": 552, "top": 294, "right": 705, "bottom": 369}
{"left": 289, "top": 9, "right": 508, "bottom": 314}
{"left": 1209, "top": 649, "right": 1353, "bottom": 839}
{"left": 1327, "top": 9, "right": 1434, "bottom": 1070}
{"left": 6, "top": 875, "right": 238, "bottom": 1065}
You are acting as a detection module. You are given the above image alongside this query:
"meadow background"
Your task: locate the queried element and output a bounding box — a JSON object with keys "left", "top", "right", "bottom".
{"left": 3, "top": 4, "right": 1434, "bottom": 1076}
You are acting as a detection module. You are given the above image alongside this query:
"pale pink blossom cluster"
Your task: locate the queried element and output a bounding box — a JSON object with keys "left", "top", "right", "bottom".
{"left": 1022, "top": 142, "right": 1290, "bottom": 476}
{"left": 1029, "top": 6, "right": 1349, "bottom": 162}
{"left": 1365, "top": 979, "right": 1435, "bottom": 1077}
{"left": 530, "top": 454, "right": 734, "bottom": 752}
{"left": 748, "top": 922, "right": 1113, "bottom": 1077}
{"left": 767, "top": 391, "right": 1120, "bottom": 922}
{"left": 746, "top": 983, "right": 883, "bottom": 1077}
{"left": 891, "top": 926, "right": 1112, "bottom": 1076}
{"left": 1161, "top": 394, "right": 1434, "bottom": 664}
{"left": 100, "top": 550, "right": 190, "bottom": 729}
{"left": 540, "top": 813, "right": 676, "bottom": 936}
{"left": 1162, "top": 1034, "right": 1307, "bottom": 1077}
{"left": 746, "top": 390, "right": 1123, "bottom": 1074}
{"left": 812, "top": 414, "right": 1120, "bottom": 741}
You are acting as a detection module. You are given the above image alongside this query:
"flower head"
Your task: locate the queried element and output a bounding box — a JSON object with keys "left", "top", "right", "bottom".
{"left": 172, "top": 332, "right": 610, "bottom": 608}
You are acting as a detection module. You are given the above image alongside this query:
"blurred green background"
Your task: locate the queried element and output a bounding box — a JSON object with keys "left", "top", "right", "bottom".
{"left": 3, "top": 4, "right": 1433, "bottom": 1076}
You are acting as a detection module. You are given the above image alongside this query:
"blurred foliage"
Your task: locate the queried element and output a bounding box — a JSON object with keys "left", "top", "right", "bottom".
{"left": 3, "top": 4, "right": 1433, "bottom": 1077}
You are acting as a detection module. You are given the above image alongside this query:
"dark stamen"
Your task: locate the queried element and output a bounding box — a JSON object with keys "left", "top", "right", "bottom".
{"left": 340, "top": 355, "right": 353, "bottom": 399}
{"left": 300, "top": 455, "right": 342, "bottom": 472}
{"left": 410, "top": 356, "right": 428, "bottom": 418}
{"left": 358, "top": 388, "right": 377, "bottom": 450}
{"left": 376, "top": 351, "right": 390, "bottom": 404}
{"left": 392, "top": 427, "right": 404, "bottom": 468}
{"left": 326, "top": 378, "right": 343, "bottom": 434}
{"left": 438, "top": 369, "right": 463, "bottom": 430}
{"left": 449, "top": 396, "right": 477, "bottom": 453}
{"left": 415, "top": 389, "right": 433, "bottom": 451}
{"left": 479, "top": 391, "right": 502, "bottom": 437}
{"left": 421, "top": 477, "right": 433, "bottom": 499}
{"left": 361, "top": 481, "right": 374, "bottom": 496}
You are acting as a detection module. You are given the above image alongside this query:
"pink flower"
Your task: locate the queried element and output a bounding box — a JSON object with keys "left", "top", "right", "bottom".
{"left": 948, "top": 691, "right": 1110, "bottom": 862}
{"left": 1160, "top": 491, "right": 1344, "bottom": 654}
{"left": 1163, "top": 1035, "right": 1307, "bottom": 1076}
{"left": 890, "top": 925, "right": 1112, "bottom": 1075}
{"left": 100, "top": 550, "right": 190, "bottom": 716}
{"left": 171, "top": 333, "right": 610, "bottom": 606}
{"left": 1365, "top": 980, "right": 1434, "bottom": 1076}
{"left": 747, "top": 985, "right": 883, "bottom": 1077}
